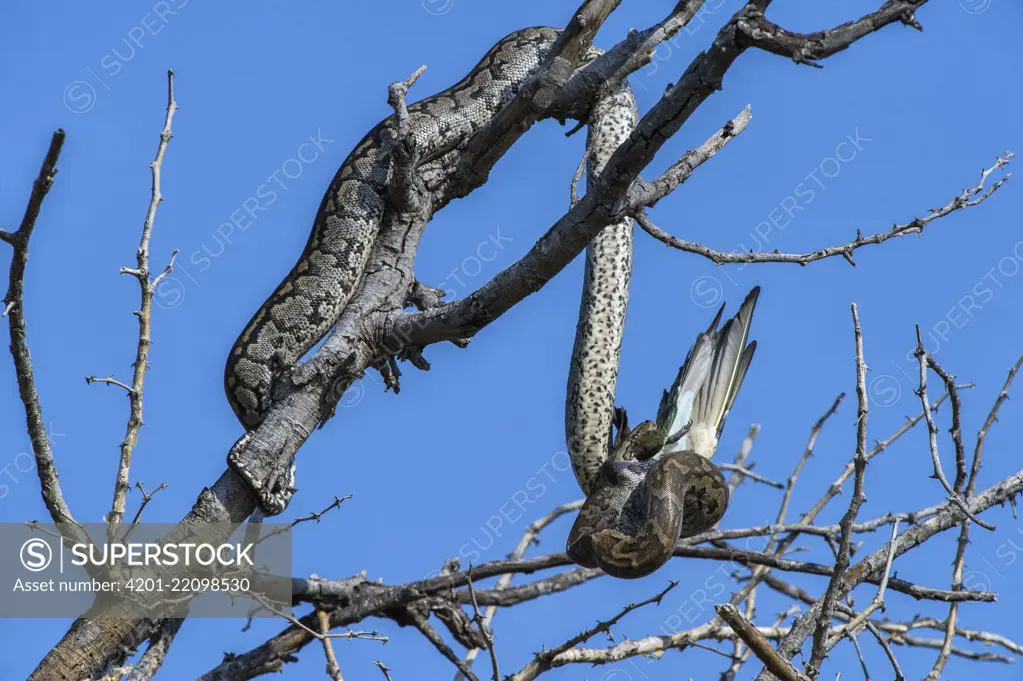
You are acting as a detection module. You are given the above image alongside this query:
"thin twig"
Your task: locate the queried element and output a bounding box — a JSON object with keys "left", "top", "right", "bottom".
{"left": 862, "top": 620, "right": 905, "bottom": 681}
{"left": 732, "top": 394, "right": 844, "bottom": 630}
{"left": 255, "top": 495, "right": 351, "bottom": 545}
{"left": 926, "top": 526, "right": 966, "bottom": 680}
{"left": 317, "top": 609, "right": 344, "bottom": 681}
{"left": 635, "top": 105, "right": 753, "bottom": 208}
{"left": 926, "top": 356, "right": 968, "bottom": 492}
{"left": 375, "top": 661, "right": 395, "bottom": 681}
{"left": 889, "top": 633, "right": 1014, "bottom": 663}
{"left": 85, "top": 376, "right": 135, "bottom": 394}
{"left": 759, "top": 572, "right": 1020, "bottom": 656}
{"left": 973, "top": 353, "right": 1023, "bottom": 486}
{"left": 727, "top": 423, "right": 762, "bottom": 492}
{"left": 846, "top": 631, "right": 870, "bottom": 681}
{"left": 106, "top": 69, "right": 178, "bottom": 540}
{"left": 781, "top": 394, "right": 846, "bottom": 526}
{"left": 914, "top": 327, "right": 995, "bottom": 530}
{"left": 636, "top": 152, "right": 1012, "bottom": 266}
{"left": 800, "top": 390, "right": 957, "bottom": 526}
{"left": 507, "top": 582, "right": 677, "bottom": 681}
{"left": 756, "top": 470, "right": 1022, "bottom": 679}
{"left": 718, "top": 463, "right": 783, "bottom": 489}
{"left": 121, "top": 481, "right": 168, "bottom": 542}
{"left": 807, "top": 305, "right": 869, "bottom": 677}
{"left": 466, "top": 570, "right": 500, "bottom": 681}
{"left": 826, "top": 521, "right": 899, "bottom": 647}
{"left": 405, "top": 606, "right": 480, "bottom": 681}
{"left": 920, "top": 354, "right": 1023, "bottom": 678}
{"left": 257, "top": 592, "right": 387, "bottom": 644}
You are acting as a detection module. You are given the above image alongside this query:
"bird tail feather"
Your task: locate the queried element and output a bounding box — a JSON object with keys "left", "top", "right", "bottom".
{"left": 656, "top": 287, "right": 759, "bottom": 459}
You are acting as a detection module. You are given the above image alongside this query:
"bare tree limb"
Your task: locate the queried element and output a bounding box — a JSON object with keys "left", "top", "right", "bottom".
{"left": 396, "top": 108, "right": 751, "bottom": 347}
{"left": 124, "top": 481, "right": 169, "bottom": 537}
{"left": 465, "top": 571, "right": 499, "bottom": 681}
{"left": 761, "top": 571, "right": 1022, "bottom": 659}
{"left": 827, "top": 521, "right": 899, "bottom": 648}
{"left": 973, "top": 353, "right": 1023, "bottom": 486}
{"left": 782, "top": 393, "right": 846, "bottom": 526}
{"left": 219, "top": 466, "right": 1019, "bottom": 681}
{"left": 634, "top": 152, "right": 1012, "bottom": 266}
{"left": 122, "top": 618, "right": 183, "bottom": 681}
{"left": 1, "top": 128, "right": 89, "bottom": 545}
{"left": 806, "top": 305, "right": 870, "bottom": 677}
{"left": 862, "top": 620, "right": 906, "bottom": 681}
{"left": 457, "top": 500, "right": 583, "bottom": 680}
{"left": 316, "top": 609, "right": 344, "bottom": 681}
{"left": 454, "top": 0, "right": 624, "bottom": 185}
{"left": 85, "top": 376, "right": 136, "bottom": 394}
{"left": 915, "top": 327, "right": 995, "bottom": 530}
{"left": 753, "top": 470, "right": 1023, "bottom": 680}
{"left": 717, "top": 463, "right": 783, "bottom": 489}
{"left": 921, "top": 355, "right": 1023, "bottom": 678}
{"left": 734, "top": 1, "right": 927, "bottom": 65}
{"left": 717, "top": 603, "right": 810, "bottom": 681}
{"left": 403, "top": 605, "right": 480, "bottom": 681}
{"left": 507, "top": 582, "right": 677, "bottom": 681}
{"left": 106, "top": 69, "right": 178, "bottom": 538}
{"left": 722, "top": 392, "right": 845, "bottom": 637}
{"left": 374, "top": 660, "right": 394, "bottom": 681}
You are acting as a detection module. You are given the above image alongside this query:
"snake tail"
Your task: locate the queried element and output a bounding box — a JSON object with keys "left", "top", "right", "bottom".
{"left": 656, "top": 286, "right": 759, "bottom": 460}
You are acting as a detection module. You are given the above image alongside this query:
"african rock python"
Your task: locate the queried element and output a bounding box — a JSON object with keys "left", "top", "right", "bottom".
{"left": 225, "top": 27, "right": 563, "bottom": 514}
{"left": 222, "top": 22, "right": 757, "bottom": 579}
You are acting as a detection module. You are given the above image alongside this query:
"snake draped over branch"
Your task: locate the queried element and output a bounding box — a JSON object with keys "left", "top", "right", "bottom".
{"left": 220, "top": 19, "right": 759, "bottom": 582}
{"left": 225, "top": 26, "right": 604, "bottom": 515}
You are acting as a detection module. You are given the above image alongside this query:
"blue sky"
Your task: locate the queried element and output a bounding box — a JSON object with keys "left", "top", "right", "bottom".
{"left": 2, "top": 1, "right": 1023, "bottom": 679}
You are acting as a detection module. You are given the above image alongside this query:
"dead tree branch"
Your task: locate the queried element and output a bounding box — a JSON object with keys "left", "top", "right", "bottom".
{"left": 635, "top": 152, "right": 1012, "bottom": 266}
{"left": 104, "top": 69, "right": 178, "bottom": 537}
{"left": 915, "top": 327, "right": 995, "bottom": 530}
{"left": 806, "top": 305, "right": 870, "bottom": 677}
{"left": 23, "top": 0, "right": 1023, "bottom": 678}
{"left": 1, "top": 128, "right": 90, "bottom": 548}
{"left": 717, "top": 603, "right": 810, "bottom": 681}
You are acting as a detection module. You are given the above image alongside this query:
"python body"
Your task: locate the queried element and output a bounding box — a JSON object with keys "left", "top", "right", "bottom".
{"left": 225, "top": 26, "right": 560, "bottom": 433}
{"left": 221, "top": 20, "right": 758, "bottom": 579}
{"left": 226, "top": 26, "right": 613, "bottom": 515}
{"left": 560, "top": 47, "right": 759, "bottom": 577}
{"left": 561, "top": 37, "right": 760, "bottom": 577}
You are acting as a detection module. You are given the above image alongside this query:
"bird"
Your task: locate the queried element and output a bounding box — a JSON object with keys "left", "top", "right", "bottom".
{"left": 566, "top": 287, "right": 759, "bottom": 579}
